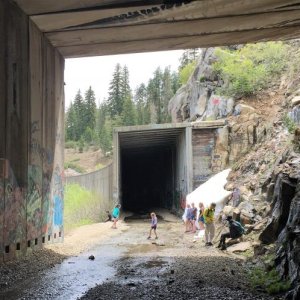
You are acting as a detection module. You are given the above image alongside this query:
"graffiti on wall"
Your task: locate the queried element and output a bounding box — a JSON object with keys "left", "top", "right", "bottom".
{"left": 27, "top": 165, "right": 42, "bottom": 239}
{"left": 0, "top": 159, "right": 26, "bottom": 246}
{"left": 53, "top": 165, "right": 63, "bottom": 227}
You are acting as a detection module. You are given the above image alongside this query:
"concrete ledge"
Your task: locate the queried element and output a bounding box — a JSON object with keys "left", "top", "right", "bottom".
{"left": 115, "top": 120, "right": 226, "bottom": 133}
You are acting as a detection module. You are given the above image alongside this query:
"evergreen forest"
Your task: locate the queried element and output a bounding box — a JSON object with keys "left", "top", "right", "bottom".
{"left": 65, "top": 50, "right": 200, "bottom": 153}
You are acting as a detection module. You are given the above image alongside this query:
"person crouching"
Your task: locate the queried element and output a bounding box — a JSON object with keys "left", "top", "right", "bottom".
{"left": 217, "top": 216, "right": 245, "bottom": 250}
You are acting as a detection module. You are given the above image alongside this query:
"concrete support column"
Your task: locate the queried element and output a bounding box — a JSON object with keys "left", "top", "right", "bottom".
{"left": 113, "top": 130, "right": 120, "bottom": 204}
{"left": 185, "top": 126, "right": 193, "bottom": 194}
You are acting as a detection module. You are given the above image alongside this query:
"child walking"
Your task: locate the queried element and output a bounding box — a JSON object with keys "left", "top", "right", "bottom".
{"left": 111, "top": 204, "right": 121, "bottom": 229}
{"left": 148, "top": 212, "right": 158, "bottom": 239}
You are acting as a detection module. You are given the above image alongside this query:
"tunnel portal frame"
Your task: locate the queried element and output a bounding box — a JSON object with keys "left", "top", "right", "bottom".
{"left": 113, "top": 121, "right": 225, "bottom": 213}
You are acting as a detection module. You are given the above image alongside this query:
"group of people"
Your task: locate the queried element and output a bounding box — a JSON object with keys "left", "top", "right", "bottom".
{"left": 183, "top": 202, "right": 245, "bottom": 249}
{"left": 183, "top": 202, "right": 216, "bottom": 246}
{"left": 107, "top": 199, "right": 244, "bottom": 250}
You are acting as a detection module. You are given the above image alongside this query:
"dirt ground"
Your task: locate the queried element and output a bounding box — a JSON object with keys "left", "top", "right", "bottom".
{"left": 65, "top": 148, "right": 112, "bottom": 175}
{"left": 0, "top": 211, "right": 280, "bottom": 300}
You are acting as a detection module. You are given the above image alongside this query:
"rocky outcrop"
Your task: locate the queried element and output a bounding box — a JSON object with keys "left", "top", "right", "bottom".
{"left": 168, "top": 48, "right": 234, "bottom": 123}
{"left": 259, "top": 152, "right": 300, "bottom": 299}
{"left": 168, "top": 47, "right": 272, "bottom": 164}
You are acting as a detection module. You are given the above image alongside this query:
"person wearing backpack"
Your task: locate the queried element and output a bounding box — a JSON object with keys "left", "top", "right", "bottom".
{"left": 217, "top": 215, "right": 245, "bottom": 250}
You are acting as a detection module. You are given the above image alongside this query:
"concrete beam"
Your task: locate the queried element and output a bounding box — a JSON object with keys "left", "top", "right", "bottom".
{"left": 58, "top": 25, "right": 300, "bottom": 58}
{"left": 46, "top": 10, "right": 300, "bottom": 47}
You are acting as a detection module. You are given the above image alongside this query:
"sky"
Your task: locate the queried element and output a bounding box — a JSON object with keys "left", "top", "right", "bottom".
{"left": 64, "top": 50, "right": 184, "bottom": 109}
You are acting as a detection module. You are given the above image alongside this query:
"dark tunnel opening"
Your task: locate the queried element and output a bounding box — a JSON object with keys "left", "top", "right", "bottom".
{"left": 121, "top": 146, "right": 175, "bottom": 212}
{"left": 118, "top": 127, "right": 186, "bottom": 214}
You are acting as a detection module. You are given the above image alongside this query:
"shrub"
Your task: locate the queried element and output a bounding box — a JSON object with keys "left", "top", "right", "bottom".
{"left": 64, "top": 161, "right": 85, "bottom": 173}
{"left": 65, "top": 140, "right": 77, "bottom": 149}
{"left": 249, "top": 266, "right": 291, "bottom": 295}
{"left": 283, "top": 114, "right": 297, "bottom": 133}
{"left": 64, "top": 184, "right": 112, "bottom": 232}
{"left": 78, "top": 137, "right": 84, "bottom": 153}
{"left": 213, "top": 42, "right": 288, "bottom": 98}
{"left": 179, "top": 60, "right": 197, "bottom": 85}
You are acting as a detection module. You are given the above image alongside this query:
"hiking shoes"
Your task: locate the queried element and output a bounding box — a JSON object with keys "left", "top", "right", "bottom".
{"left": 205, "top": 242, "right": 213, "bottom": 246}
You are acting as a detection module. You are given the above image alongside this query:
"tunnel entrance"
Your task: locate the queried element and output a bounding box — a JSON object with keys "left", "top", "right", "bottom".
{"left": 117, "top": 125, "right": 188, "bottom": 213}
{"left": 121, "top": 146, "right": 174, "bottom": 212}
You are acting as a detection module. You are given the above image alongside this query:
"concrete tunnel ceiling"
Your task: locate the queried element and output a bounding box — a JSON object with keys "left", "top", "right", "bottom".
{"left": 12, "top": 0, "right": 300, "bottom": 58}
{"left": 118, "top": 127, "right": 185, "bottom": 212}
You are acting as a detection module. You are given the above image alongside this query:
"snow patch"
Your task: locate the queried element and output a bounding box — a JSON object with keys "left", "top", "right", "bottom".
{"left": 186, "top": 169, "right": 232, "bottom": 215}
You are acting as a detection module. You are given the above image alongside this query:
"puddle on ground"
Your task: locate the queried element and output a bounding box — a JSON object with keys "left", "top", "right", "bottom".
{"left": 0, "top": 244, "right": 124, "bottom": 300}
{"left": 117, "top": 256, "right": 173, "bottom": 286}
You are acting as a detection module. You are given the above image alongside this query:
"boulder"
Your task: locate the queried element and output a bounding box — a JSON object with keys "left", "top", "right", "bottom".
{"left": 234, "top": 104, "right": 256, "bottom": 115}
{"left": 222, "top": 205, "right": 234, "bottom": 216}
{"left": 253, "top": 242, "right": 268, "bottom": 256}
{"left": 253, "top": 219, "right": 268, "bottom": 232}
{"left": 289, "top": 105, "right": 300, "bottom": 125}
{"left": 238, "top": 201, "right": 254, "bottom": 214}
{"left": 291, "top": 96, "right": 300, "bottom": 107}
{"left": 205, "top": 94, "right": 234, "bottom": 120}
{"left": 227, "top": 241, "right": 252, "bottom": 253}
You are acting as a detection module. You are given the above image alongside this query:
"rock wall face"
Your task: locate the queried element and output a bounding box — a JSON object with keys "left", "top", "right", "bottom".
{"left": 168, "top": 48, "right": 234, "bottom": 123}
{"left": 259, "top": 152, "right": 300, "bottom": 299}
{"left": 169, "top": 47, "right": 273, "bottom": 166}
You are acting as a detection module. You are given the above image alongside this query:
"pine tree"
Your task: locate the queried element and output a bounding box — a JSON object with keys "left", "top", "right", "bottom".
{"left": 107, "top": 63, "right": 123, "bottom": 118}
{"left": 134, "top": 83, "right": 147, "bottom": 125}
{"left": 147, "top": 68, "right": 162, "bottom": 123}
{"left": 161, "top": 67, "right": 174, "bottom": 123}
{"left": 65, "top": 103, "right": 77, "bottom": 141}
{"left": 121, "top": 65, "right": 131, "bottom": 102}
{"left": 121, "top": 97, "right": 136, "bottom": 126}
{"left": 99, "top": 123, "right": 111, "bottom": 154}
{"left": 179, "top": 49, "right": 200, "bottom": 70}
{"left": 96, "top": 102, "right": 107, "bottom": 134}
{"left": 84, "top": 86, "right": 96, "bottom": 131}
{"left": 171, "top": 71, "right": 180, "bottom": 94}
{"left": 73, "top": 90, "right": 85, "bottom": 140}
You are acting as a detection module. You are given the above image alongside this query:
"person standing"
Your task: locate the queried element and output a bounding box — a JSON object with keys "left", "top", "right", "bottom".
{"left": 203, "top": 202, "right": 216, "bottom": 246}
{"left": 185, "top": 204, "right": 192, "bottom": 232}
{"left": 198, "top": 202, "right": 205, "bottom": 230}
{"left": 191, "top": 203, "right": 197, "bottom": 233}
{"left": 231, "top": 188, "right": 241, "bottom": 207}
{"left": 111, "top": 204, "right": 121, "bottom": 229}
{"left": 148, "top": 212, "right": 158, "bottom": 239}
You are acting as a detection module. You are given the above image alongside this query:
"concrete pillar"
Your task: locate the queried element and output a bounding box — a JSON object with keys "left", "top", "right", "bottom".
{"left": 185, "top": 126, "right": 193, "bottom": 194}
{"left": 113, "top": 130, "right": 120, "bottom": 204}
{"left": 0, "top": 0, "right": 65, "bottom": 262}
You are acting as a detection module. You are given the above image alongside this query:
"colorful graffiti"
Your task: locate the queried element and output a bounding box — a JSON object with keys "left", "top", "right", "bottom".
{"left": 53, "top": 165, "right": 64, "bottom": 227}
{"left": 0, "top": 159, "right": 26, "bottom": 247}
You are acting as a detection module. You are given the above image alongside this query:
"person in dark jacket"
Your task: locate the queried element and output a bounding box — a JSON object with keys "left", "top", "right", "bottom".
{"left": 217, "top": 216, "right": 245, "bottom": 250}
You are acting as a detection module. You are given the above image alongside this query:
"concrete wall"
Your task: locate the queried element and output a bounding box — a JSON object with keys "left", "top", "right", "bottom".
{"left": 65, "top": 164, "right": 113, "bottom": 215}
{"left": 174, "top": 130, "right": 188, "bottom": 210}
{"left": 0, "top": 1, "right": 64, "bottom": 262}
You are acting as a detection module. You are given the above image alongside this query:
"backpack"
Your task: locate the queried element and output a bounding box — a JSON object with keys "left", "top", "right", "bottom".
{"left": 232, "top": 220, "right": 245, "bottom": 235}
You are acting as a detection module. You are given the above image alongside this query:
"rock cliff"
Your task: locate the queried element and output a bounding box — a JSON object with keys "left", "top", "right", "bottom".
{"left": 175, "top": 46, "right": 300, "bottom": 298}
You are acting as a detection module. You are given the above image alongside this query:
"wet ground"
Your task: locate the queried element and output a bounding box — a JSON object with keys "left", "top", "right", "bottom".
{"left": 0, "top": 211, "right": 279, "bottom": 300}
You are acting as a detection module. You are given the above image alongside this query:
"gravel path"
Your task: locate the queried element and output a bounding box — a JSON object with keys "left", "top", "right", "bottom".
{"left": 81, "top": 212, "right": 279, "bottom": 300}
{"left": 0, "top": 211, "right": 281, "bottom": 300}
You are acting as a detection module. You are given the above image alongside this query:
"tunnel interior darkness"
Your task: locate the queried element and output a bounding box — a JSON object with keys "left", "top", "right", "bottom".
{"left": 119, "top": 128, "right": 185, "bottom": 213}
